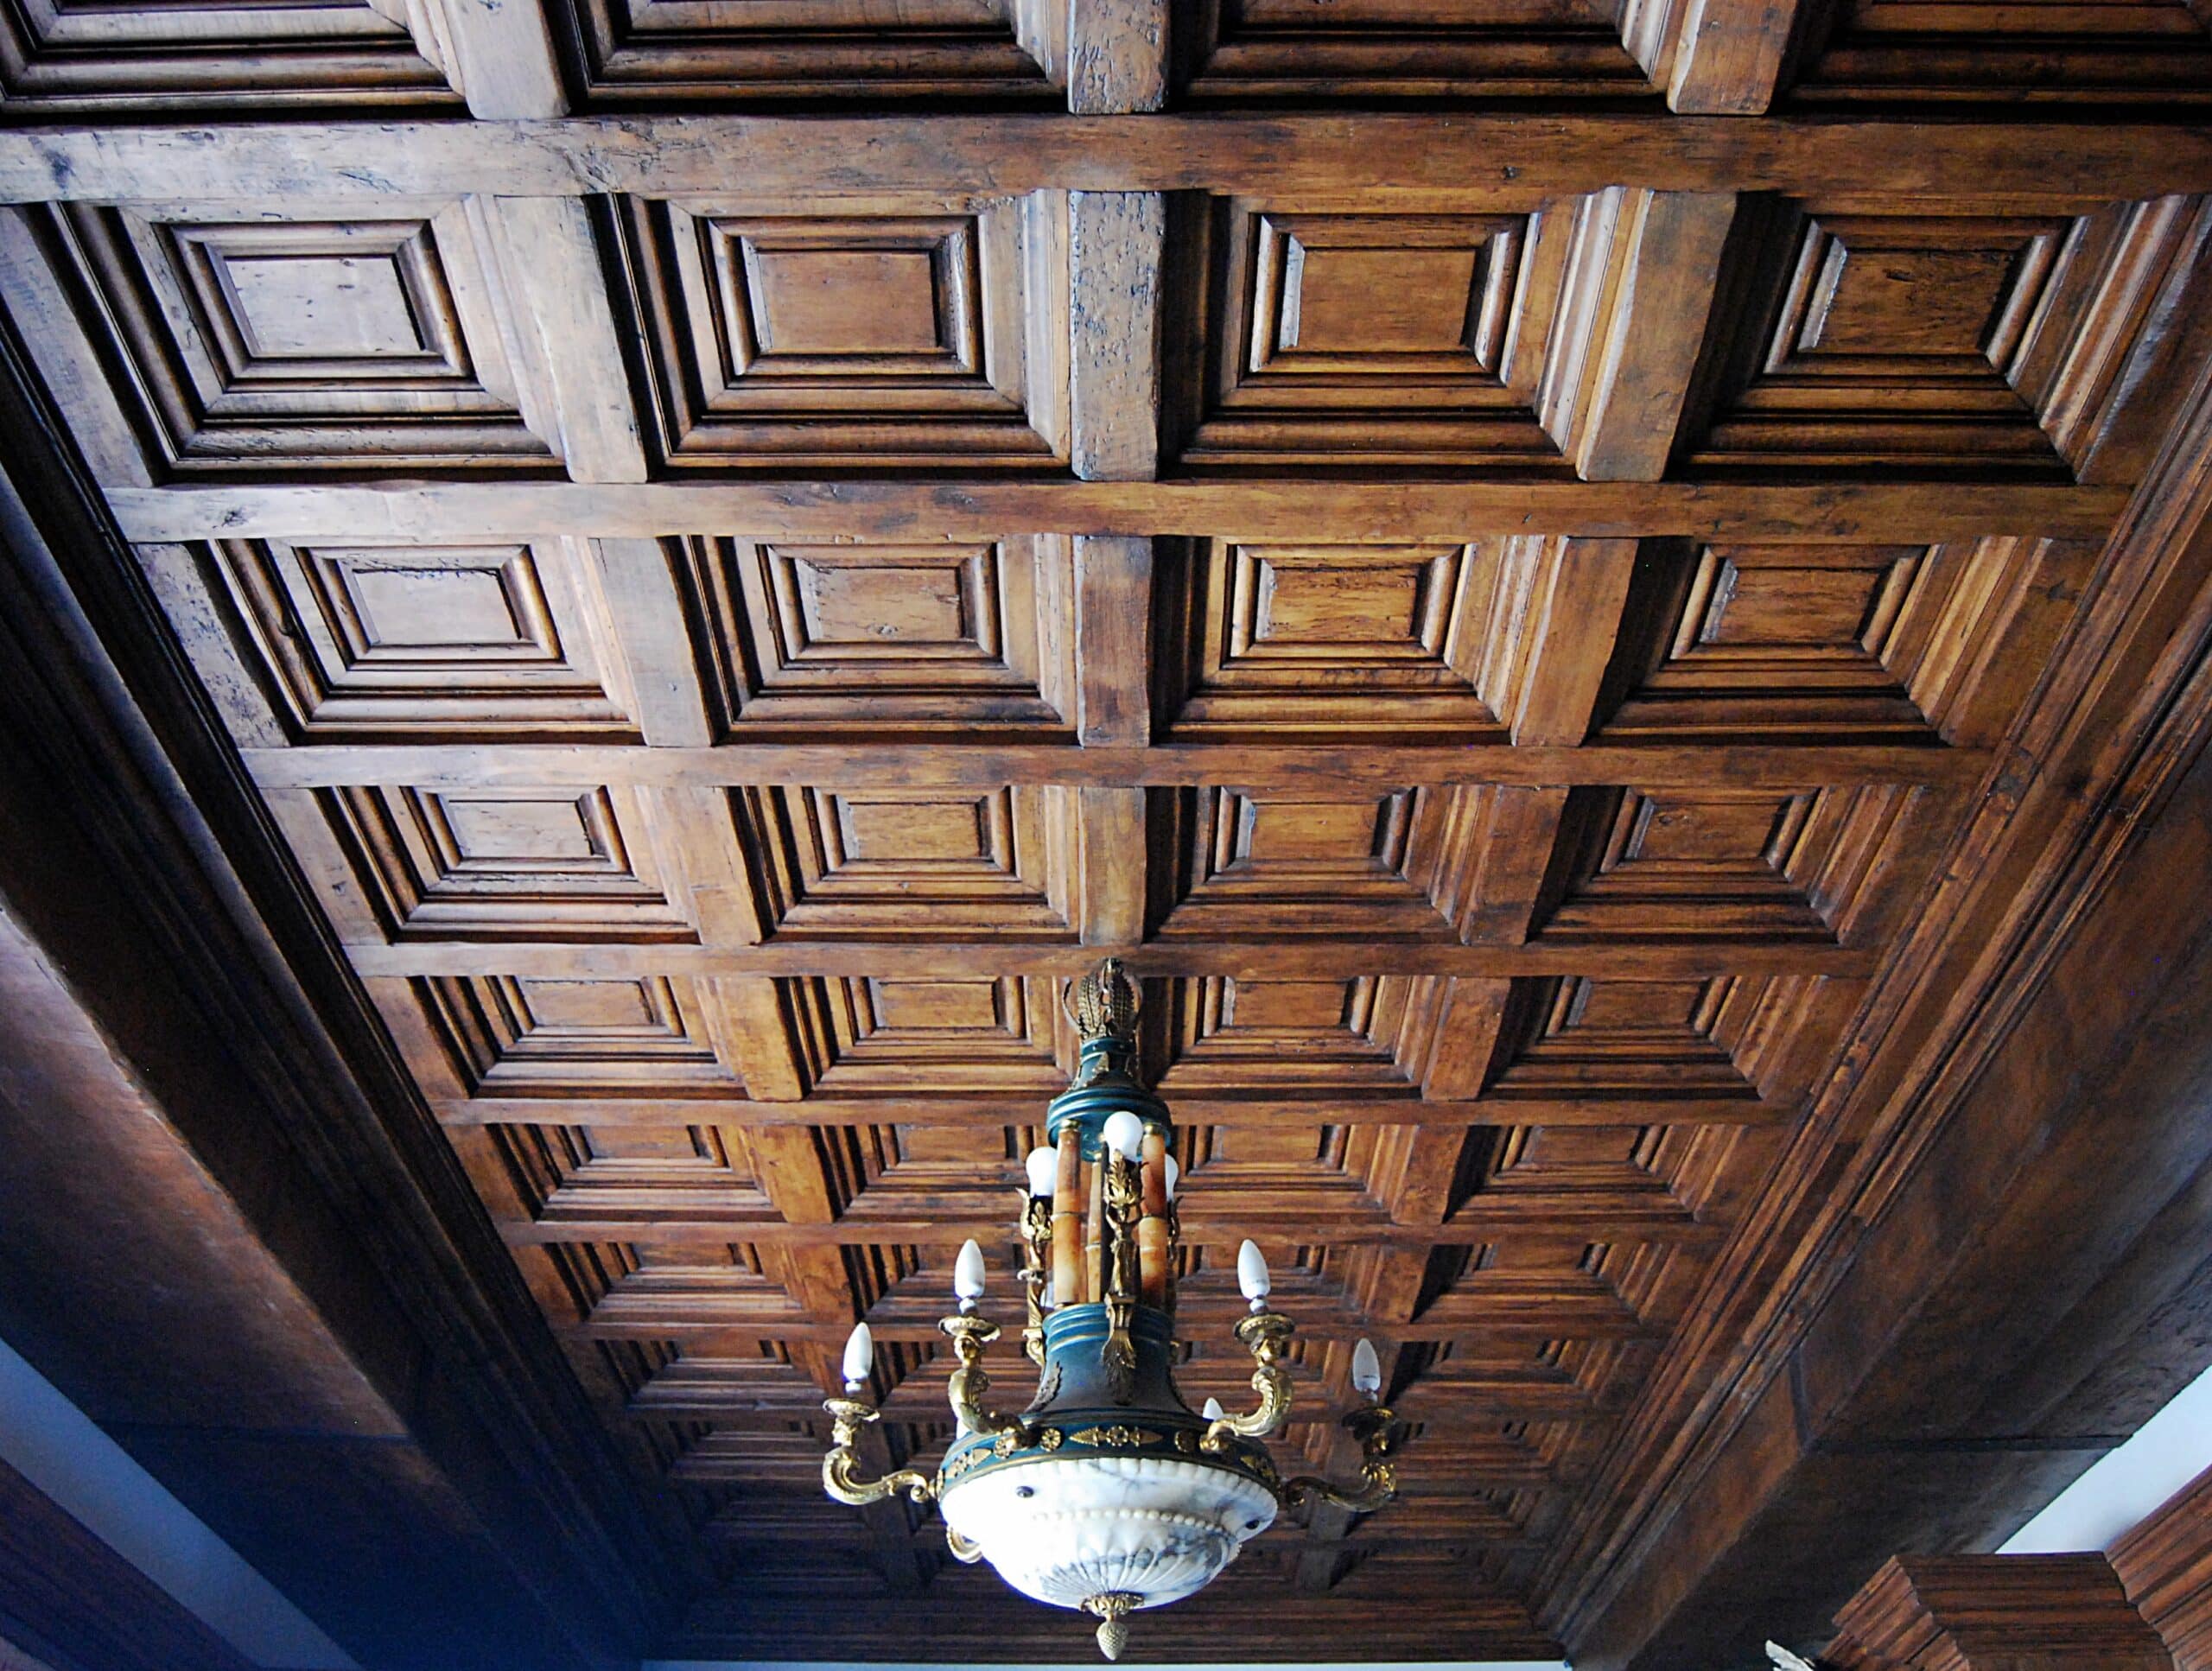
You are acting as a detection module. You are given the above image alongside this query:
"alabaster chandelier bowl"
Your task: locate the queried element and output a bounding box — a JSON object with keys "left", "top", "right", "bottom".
{"left": 821, "top": 959, "right": 1402, "bottom": 1660}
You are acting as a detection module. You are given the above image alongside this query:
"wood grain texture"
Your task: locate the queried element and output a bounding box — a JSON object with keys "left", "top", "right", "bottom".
{"left": 2, "top": 16, "right": 2212, "bottom": 1668}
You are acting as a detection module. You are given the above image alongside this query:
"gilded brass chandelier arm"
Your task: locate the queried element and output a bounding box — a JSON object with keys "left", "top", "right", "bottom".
{"left": 822, "top": 1397, "right": 936, "bottom": 1508}
{"left": 942, "top": 1313, "right": 1029, "bottom": 1443}
{"left": 1281, "top": 1405, "right": 1400, "bottom": 1519}
{"left": 945, "top": 1526, "right": 984, "bottom": 1564}
{"left": 1201, "top": 1311, "right": 1296, "bottom": 1450}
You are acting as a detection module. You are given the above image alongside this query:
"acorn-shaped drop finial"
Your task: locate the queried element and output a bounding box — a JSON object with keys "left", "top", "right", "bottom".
{"left": 1084, "top": 1592, "right": 1138, "bottom": 1661}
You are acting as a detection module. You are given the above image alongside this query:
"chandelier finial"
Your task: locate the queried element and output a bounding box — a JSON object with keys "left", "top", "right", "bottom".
{"left": 1084, "top": 1592, "right": 1139, "bottom": 1661}
{"left": 1069, "top": 956, "right": 1139, "bottom": 1045}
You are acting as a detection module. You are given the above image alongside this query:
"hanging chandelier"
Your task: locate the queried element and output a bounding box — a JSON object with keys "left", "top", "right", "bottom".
{"left": 819, "top": 957, "right": 1402, "bottom": 1659}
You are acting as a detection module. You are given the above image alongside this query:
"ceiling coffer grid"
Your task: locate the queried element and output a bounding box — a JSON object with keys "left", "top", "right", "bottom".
{"left": 3, "top": 5, "right": 2210, "bottom": 1657}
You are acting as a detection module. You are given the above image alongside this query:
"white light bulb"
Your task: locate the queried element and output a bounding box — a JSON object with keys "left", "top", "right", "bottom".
{"left": 842, "top": 1321, "right": 874, "bottom": 1389}
{"left": 1103, "top": 1109, "right": 1146, "bottom": 1160}
{"left": 1026, "top": 1145, "right": 1059, "bottom": 1197}
{"left": 1041, "top": 1279, "right": 1057, "bottom": 1310}
{"left": 1163, "top": 1153, "right": 1179, "bottom": 1201}
{"left": 953, "top": 1239, "right": 987, "bottom": 1307}
{"left": 1236, "top": 1240, "right": 1271, "bottom": 1307}
{"left": 1203, "top": 1397, "right": 1225, "bottom": 1422}
{"left": 1351, "top": 1337, "right": 1382, "bottom": 1399}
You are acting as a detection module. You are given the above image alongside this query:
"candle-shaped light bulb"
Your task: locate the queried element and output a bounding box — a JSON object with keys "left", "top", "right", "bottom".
{"left": 953, "top": 1239, "right": 987, "bottom": 1312}
{"left": 1236, "top": 1239, "right": 1271, "bottom": 1309}
{"left": 1351, "top": 1337, "right": 1382, "bottom": 1399}
{"left": 1162, "top": 1153, "right": 1179, "bottom": 1201}
{"left": 1103, "top": 1109, "right": 1146, "bottom": 1160}
{"left": 841, "top": 1321, "right": 874, "bottom": 1391}
{"left": 1041, "top": 1278, "right": 1057, "bottom": 1310}
{"left": 1026, "top": 1145, "right": 1060, "bottom": 1198}
{"left": 1203, "top": 1397, "right": 1225, "bottom": 1422}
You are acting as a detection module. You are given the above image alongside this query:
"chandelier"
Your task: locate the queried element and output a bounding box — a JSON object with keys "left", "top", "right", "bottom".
{"left": 819, "top": 958, "right": 1402, "bottom": 1658}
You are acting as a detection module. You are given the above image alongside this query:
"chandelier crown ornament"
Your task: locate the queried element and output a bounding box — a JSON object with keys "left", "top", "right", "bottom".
{"left": 818, "top": 960, "right": 1405, "bottom": 1658}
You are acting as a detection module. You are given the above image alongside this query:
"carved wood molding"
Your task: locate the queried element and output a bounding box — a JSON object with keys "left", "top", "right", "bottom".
{"left": 1825, "top": 1555, "right": 2173, "bottom": 1671}
{"left": 2115, "top": 1465, "right": 2212, "bottom": 1671}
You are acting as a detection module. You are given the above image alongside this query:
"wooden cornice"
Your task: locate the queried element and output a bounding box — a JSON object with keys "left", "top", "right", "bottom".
{"left": 2114, "top": 1464, "right": 2212, "bottom": 1671}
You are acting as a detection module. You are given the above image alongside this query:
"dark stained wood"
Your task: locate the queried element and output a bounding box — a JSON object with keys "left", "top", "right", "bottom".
{"left": 1824, "top": 1555, "right": 2173, "bottom": 1669}
{"left": 7, "top": 118, "right": 2212, "bottom": 204}
{"left": 0, "top": 1456, "right": 260, "bottom": 1671}
{"left": 1, "top": 10, "right": 2211, "bottom": 1665}
{"left": 2115, "top": 1465, "right": 2212, "bottom": 1671}
{"left": 97, "top": 479, "right": 2129, "bottom": 543}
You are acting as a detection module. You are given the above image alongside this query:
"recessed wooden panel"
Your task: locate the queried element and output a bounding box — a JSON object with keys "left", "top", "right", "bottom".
{"left": 1159, "top": 535, "right": 1618, "bottom": 740}
{"left": 0, "top": 0, "right": 463, "bottom": 111}
{"left": 1484, "top": 975, "right": 1807, "bottom": 1104}
{"left": 21, "top": 16, "right": 2212, "bottom": 1665}
{"left": 1538, "top": 784, "right": 1927, "bottom": 946}
{"left": 1152, "top": 783, "right": 1563, "bottom": 942}
{"left": 1157, "top": 975, "right": 1434, "bottom": 1093}
{"left": 819, "top": 1124, "right": 1032, "bottom": 1221}
{"left": 1416, "top": 1239, "right": 1685, "bottom": 1332}
{"left": 678, "top": 535, "right": 1076, "bottom": 737}
{"left": 323, "top": 784, "right": 697, "bottom": 942}
{"left": 778, "top": 975, "right": 1067, "bottom": 1094}
{"left": 1168, "top": 200, "right": 1568, "bottom": 468}
{"left": 416, "top": 975, "right": 740, "bottom": 1096}
{"left": 1688, "top": 197, "right": 2212, "bottom": 480}
{"left": 1789, "top": 0, "right": 2212, "bottom": 105}
{"left": 1177, "top": 1121, "right": 1408, "bottom": 1225}
{"left": 547, "top": 0, "right": 1050, "bottom": 103}
{"left": 1154, "top": 785, "right": 1448, "bottom": 939}
{"left": 186, "top": 537, "right": 635, "bottom": 740}
{"left": 1598, "top": 537, "right": 2092, "bottom": 745}
{"left": 493, "top": 1121, "right": 774, "bottom": 1226}
{"left": 617, "top": 196, "right": 1068, "bottom": 470}
{"left": 30, "top": 201, "right": 562, "bottom": 478}
{"left": 1475, "top": 1123, "right": 1726, "bottom": 1213}
{"left": 1180, "top": 0, "right": 1657, "bottom": 99}
{"left": 732, "top": 785, "right": 1080, "bottom": 940}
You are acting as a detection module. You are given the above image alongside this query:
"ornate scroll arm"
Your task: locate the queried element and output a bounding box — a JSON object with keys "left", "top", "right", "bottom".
{"left": 1201, "top": 1312, "right": 1296, "bottom": 1450}
{"left": 822, "top": 1396, "right": 936, "bottom": 1507}
{"left": 945, "top": 1525, "right": 985, "bottom": 1564}
{"left": 1281, "top": 1404, "right": 1400, "bottom": 1518}
{"left": 941, "top": 1313, "right": 1029, "bottom": 1443}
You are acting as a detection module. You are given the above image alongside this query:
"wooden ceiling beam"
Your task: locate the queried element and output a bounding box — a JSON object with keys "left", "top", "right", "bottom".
{"left": 102, "top": 479, "right": 2125, "bottom": 543}
{"left": 437, "top": 1092, "right": 1791, "bottom": 1128}
{"left": 8, "top": 116, "right": 2212, "bottom": 204}
{"left": 499, "top": 1210, "right": 1729, "bottom": 1246}
{"left": 347, "top": 937, "right": 1886, "bottom": 979}
{"left": 245, "top": 741, "right": 1990, "bottom": 790}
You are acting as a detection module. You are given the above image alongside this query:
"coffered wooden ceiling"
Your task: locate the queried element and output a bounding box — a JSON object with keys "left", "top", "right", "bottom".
{"left": 3, "top": 3, "right": 2212, "bottom": 1665}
